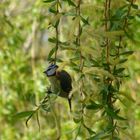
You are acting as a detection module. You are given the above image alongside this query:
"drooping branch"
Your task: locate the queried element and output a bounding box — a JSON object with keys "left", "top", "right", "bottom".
{"left": 54, "top": 0, "right": 60, "bottom": 64}
{"left": 104, "top": 0, "right": 111, "bottom": 65}
{"left": 118, "top": 0, "right": 134, "bottom": 55}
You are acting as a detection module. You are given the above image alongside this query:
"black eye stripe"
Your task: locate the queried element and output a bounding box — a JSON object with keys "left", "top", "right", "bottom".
{"left": 47, "top": 68, "right": 51, "bottom": 71}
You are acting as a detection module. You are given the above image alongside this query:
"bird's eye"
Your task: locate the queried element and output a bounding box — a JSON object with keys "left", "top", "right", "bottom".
{"left": 47, "top": 68, "right": 51, "bottom": 71}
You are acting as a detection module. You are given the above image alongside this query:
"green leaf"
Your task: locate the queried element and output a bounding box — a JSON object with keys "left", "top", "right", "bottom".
{"left": 83, "top": 124, "right": 95, "bottom": 135}
{"left": 26, "top": 112, "right": 35, "bottom": 127}
{"left": 67, "top": 0, "right": 76, "bottom": 7}
{"left": 64, "top": 12, "right": 77, "bottom": 16}
{"left": 87, "top": 130, "right": 110, "bottom": 140}
{"left": 120, "top": 51, "right": 134, "bottom": 56}
{"left": 114, "top": 68, "right": 125, "bottom": 74}
{"left": 49, "top": 8, "right": 57, "bottom": 13}
{"left": 57, "top": 58, "right": 63, "bottom": 62}
{"left": 91, "top": 60, "right": 100, "bottom": 67}
{"left": 127, "top": 15, "right": 134, "bottom": 19}
{"left": 137, "top": 14, "right": 140, "bottom": 18}
{"left": 48, "top": 37, "right": 57, "bottom": 43}
{"left": 48, "top": 47, "right": 57, "bottom": 60}
{"left": 54, "top": 19, "right": 60, "bottom": 27}
{"left": 100, "top": 87, "right": 108, "bottom": 105}
{"left": 81, "top": 16, "right": 90, "bottom": 25}
{"left": 132, "top": 4, "right": 138, "bottom": 9}
{"left": 73, "top": 118, "right": 81, "bottom": 123}
{"left": 86, "top": 101, "right": 102, "bottom": 110}
{"left": 41, "top": 104, "right": 51, "bottom": 112}
{"left": 59, "top": 41, "right": 69, "bottom": 46}
{"left": 72, "top": 67, "right": 80, "bottom": 72}
{"left": 43, "top": 0, "right": 55, "bottom": 3}
{"left": 113, "top": 136, "right": 121, "bottom": 140}
{"left": 105, "top": 107, "right": 126, "bottom": 120}
{"left": 119, "top": 59, "right": 128, "bottom": 64}
{"left": 13, "top": 111, "right": 35, "bottom": 119}
{"left": 114, "top": 6, "right": 127, "bottom": 19}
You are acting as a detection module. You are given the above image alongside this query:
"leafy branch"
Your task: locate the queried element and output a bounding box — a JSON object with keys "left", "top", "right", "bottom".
{"left": 46, "top": 0, "right": 61, "bottom": 63}
{"left": 13, "top": 94, "right": 49, "bottom": 130}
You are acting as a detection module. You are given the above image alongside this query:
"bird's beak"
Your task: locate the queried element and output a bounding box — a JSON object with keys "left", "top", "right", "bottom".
{"left": 43, "top": 70, "right": 47, "bottom": 74}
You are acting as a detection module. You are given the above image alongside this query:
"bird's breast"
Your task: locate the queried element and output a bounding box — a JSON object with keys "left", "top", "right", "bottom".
{"left": 48, "top": 76, "right": 61, "bottom": 94}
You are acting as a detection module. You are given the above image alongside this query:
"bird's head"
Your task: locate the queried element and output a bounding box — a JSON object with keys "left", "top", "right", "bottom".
{"left": 44, "top": 64, "right": 58, "bottom": 77}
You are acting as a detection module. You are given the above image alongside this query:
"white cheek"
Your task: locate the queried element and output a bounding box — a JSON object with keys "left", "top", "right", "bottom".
{"left": 47, "top": 70, "right": 55, "bottom": 76}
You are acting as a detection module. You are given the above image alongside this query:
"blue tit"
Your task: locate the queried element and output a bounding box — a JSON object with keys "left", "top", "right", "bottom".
{"left": 44, "top": 63, "right": 72, "bottom": 111}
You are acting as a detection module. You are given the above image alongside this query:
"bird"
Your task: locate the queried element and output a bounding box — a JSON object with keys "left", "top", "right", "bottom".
{"left": 44, "top": 63, "right": 72, "bottom": 111}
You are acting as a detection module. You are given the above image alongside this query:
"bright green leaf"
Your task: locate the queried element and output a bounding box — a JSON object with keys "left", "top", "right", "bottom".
{"left": 43, "top": 0, "right": 56, "bottom": 3}
{"left": 47, "top": 47, "right": 57, "bottom": 60}
{"left": 13, "top": 111, "right": 35, "bottom": 119}
{"left": 81, "top": 16, "right": 90, "bottom": 25}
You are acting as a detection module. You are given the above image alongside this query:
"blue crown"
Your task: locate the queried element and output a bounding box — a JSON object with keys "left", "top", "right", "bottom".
{"left": 44, "top": 64, "right": 58, "bottom": 76}
{"left": 47, "top": 64, "right": 58, "bottom": 71}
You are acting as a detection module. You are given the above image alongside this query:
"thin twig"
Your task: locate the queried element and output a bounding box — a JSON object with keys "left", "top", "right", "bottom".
{"left": 104, "top": 0, "right": 115, "bottom": 139}
{"left": 54, "top": 0, "right": 60, "bottom": 64}
{"left": 25, "top": 94, "right": 49, "bottom": 127}
{"left": 74, "top": 1, "right": 85, "bottom": 139}
{"left": 104, "top": 0, "right": 110, "bottom": 65}
{"left": 118, "top": 0, "right": 134, "bottom": 55}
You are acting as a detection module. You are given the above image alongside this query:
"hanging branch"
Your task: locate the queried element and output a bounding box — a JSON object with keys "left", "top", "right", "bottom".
{"left": 74, "top": 1, "right": 85, "bottom": 139}
{"left": 102, "top": 0, "right": 135, "bottom": 139}
{"left": 76, "top": 0, "right": 84, "bottom": 72}
{"left": 16, "top": 0, "right": 62, "bottom": 131}
{"left": 46, "top": 0, "right": 61, "bottom": 63}
{"left": 104, "top": 0, "right": 111, "bottom": 66}
{"left": 54, "top": 0, "right": 60, "bottom": 64}
{"left": 74, "top": 0, "right": 94, "bottom": 139}
{"left": 74, "top": 0, "right": 85, "bottom": 103}
{"left": 76, "top": 0, "right": 84, "bottom": 97}
{"left": 118, "top": 0, "right": 134, "bottom": 55}
{"left": 104, "top": 0, "right": 116, "bottom": 139}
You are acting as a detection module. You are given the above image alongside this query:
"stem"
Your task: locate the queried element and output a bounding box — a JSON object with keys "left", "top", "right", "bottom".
{"left": 76, "top": 0, "right": 84, "bottom": 98}
{"left": 74, "top": 122, "right": 82, "bottom": 140}
{"left": 54, "top": 0, "right": 60, "bottom": 64}
{"left": 123, "top": 0, "right": 134, "bottom": 29}
{"left": 76, "top": 0, "right": 84, "bottom": 72}
{"left": 49, "top": 98, "right": 61, "bottom": 139}
{"left": 118, "top": 0, "right": 134, "bottom": 55}
{"left": 104, "top": 0, "right": 111, "bottom": 65}
{"left": 108, "top": 82, "right": 114, "bottom": 140}
{"left": 104, "top": 0, "right": 114, "bottom": 139}
{"left": 54, "top": 25, "right": 59, "bottom": 64}
{"left": 25, "top": 95, "right": 49, "bottom": 127}
{"left": 74, "top": 1, "right": 85, "bottom": 138}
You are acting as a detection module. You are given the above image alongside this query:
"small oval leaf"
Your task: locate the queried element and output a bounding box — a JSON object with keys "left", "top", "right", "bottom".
{"left": 13, "top": 111, "right": 35, "bottom": 119}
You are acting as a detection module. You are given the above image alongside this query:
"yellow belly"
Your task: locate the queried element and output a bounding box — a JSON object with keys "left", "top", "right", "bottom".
{"left": 48, "top": 76, "right": 61, "bottom": 95}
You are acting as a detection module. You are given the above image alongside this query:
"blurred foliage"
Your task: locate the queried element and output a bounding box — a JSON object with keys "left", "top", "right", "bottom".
{"left": 0, "top": 0, "right": 140, "bottom": 140}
